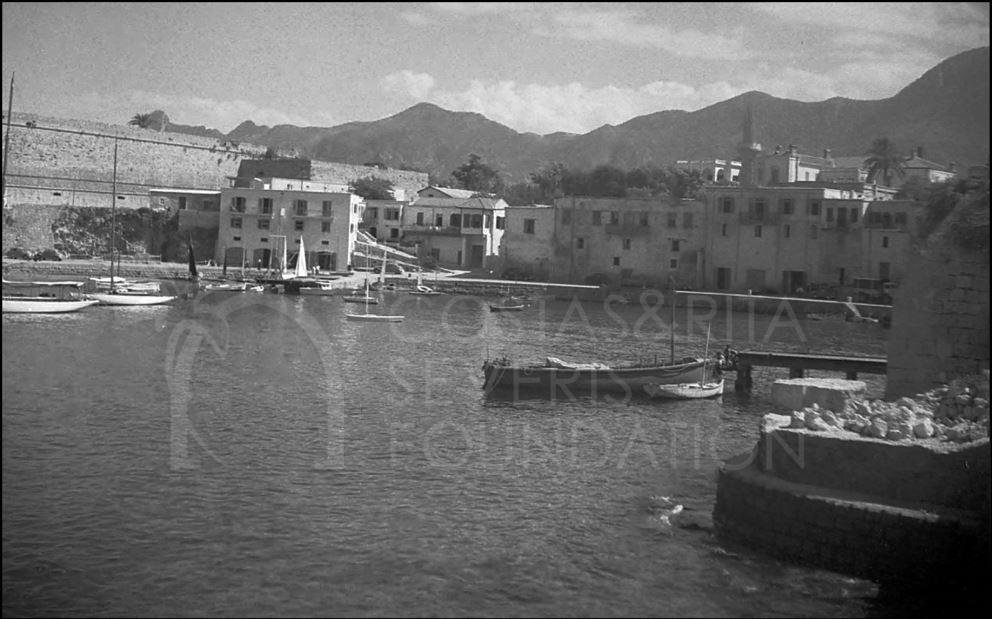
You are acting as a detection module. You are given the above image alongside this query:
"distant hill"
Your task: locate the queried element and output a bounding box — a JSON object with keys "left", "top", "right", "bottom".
{"left": 159, "top": 46, "right": 991, "bottom": 181}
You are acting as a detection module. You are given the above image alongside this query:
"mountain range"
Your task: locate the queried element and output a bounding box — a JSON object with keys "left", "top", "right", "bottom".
{"left": 159, "top": 46, "right": 990, "bottom": 182}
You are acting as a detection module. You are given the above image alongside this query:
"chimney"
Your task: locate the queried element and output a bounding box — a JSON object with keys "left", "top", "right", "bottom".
{"left": 916, "top": 145, "right": 924, "bottom": 158}
{"left": 823, "top": 148, "right": 833, "bottom": 163}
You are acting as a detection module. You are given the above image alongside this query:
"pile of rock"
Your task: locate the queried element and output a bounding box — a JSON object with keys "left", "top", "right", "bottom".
{"left": 789, "top": 374, "right": 990, "bottom": 443}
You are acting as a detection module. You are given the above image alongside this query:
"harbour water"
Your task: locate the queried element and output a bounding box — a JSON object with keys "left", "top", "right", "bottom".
{"left": 2, "top": 285, "right": 893, "bottom": 617}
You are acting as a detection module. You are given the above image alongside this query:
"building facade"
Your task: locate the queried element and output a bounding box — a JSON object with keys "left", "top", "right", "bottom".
{"left": 214, "top": 179, "right": 362, "bottom": 272}
{"left": 402, "top": 196, "right": 506, "bottom": 268}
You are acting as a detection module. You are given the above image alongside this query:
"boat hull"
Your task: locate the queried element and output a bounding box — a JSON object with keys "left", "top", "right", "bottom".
{"left": 89, "top": 293, "right": 177, "bottom": 306}
{"left": 2, "top": 298, "right": 99, "bottom": 313}
{"left": 345, "top": 313, "right": 404, "bottom": 322}
{"left": 644, "top": 378, "right": 725, "bottom": 399}
{"left": 343, "top": 296, "right": 379, "bottom": 304}
{"left": 490, "top": 304, "right": 525, "bottom": 312}
{"left": 482, "top": 359, "right": 709, "bottom": 397}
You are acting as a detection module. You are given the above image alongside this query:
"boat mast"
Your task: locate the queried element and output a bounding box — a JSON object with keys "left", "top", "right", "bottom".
{"left": 669, "top": 279, "right": 676, "bottom": 364}
{"left": 1, "top": 72, "right": 13, "bottom": 207}
{"left": 110, "top": 137, "right": 118, "bottom": 288}
{"left": 703, "top": 322, "right": 711, "bottom": 383}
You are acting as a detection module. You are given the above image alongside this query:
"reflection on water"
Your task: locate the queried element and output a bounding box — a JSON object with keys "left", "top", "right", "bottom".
{"left": 3, "top": 288, "right": 889, "bottom": 616}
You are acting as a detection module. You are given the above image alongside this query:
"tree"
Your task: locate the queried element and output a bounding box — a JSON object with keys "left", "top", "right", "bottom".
{"left": 129, "top": 113, "right": 153, "bottom": 129}
{"left": 529, "top": 162, "right": 566, "bottom": 201}
{"left": 865, "top": 137, "right": 905, "bottom": 186}
{"left": 451, "top": 153, "right": 504, "bottom": 194}
{"left": 349, "top": 175, "right": 395, "bottom": 200}
{"left": 263, "top": 146, "right": 278, "bottom": 160}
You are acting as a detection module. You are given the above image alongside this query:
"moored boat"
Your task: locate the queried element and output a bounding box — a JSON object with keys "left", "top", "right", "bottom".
{"left": 88, "top": 291, "right": 177, "bottom": 306}
{"left": 2, "top": 280, "right": 99, "bottom": 313}
{"left": 481, "top": 356, "right": 710, "bottom": 396}
{"left": 644, "top": 377, "right": 725, "bottom": 399}
{"left": 489, "top": 303, "right": 525, "bottom": 312}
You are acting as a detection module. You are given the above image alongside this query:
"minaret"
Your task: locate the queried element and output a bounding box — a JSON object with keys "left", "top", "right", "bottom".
{"left": 737, "top": 103, "right": 762, "bottom": 186}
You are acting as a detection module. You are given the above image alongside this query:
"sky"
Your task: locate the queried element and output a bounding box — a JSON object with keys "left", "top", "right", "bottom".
{"left": 2, "top": 2, "right": 989, "bottom": 136}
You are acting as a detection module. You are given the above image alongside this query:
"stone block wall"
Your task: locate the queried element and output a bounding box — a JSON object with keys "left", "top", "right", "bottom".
{"left": 755, "top": 428, "right": 990, "bottom": 511}
{"left": 886, "top": 228, "right": 990, "bottom": 397}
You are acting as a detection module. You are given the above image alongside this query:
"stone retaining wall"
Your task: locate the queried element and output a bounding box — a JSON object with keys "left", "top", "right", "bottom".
{"left": 755, "top": 427, "right": 990, "bottom": 511}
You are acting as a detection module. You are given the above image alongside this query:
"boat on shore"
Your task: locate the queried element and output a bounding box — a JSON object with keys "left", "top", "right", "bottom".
{"left": 2, "top": 280, "right": 99, "bottom": 313}
{"left": 481, "top": 356, "right": 709, "bottom": 396}
{"left": 489, "top": 303, "right": 525, "bottom": 312}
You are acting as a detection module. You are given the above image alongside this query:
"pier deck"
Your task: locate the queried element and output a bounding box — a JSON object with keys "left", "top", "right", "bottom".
{"left": 732, "top": 351, "right": 887, "bottom": 391}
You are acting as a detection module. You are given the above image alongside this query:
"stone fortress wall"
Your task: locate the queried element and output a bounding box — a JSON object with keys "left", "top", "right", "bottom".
{"left": 1, "top": 111, "right": 427, "bottom": 254}
{"left": 885, "top": 226, "right": 990, "bottom": 397}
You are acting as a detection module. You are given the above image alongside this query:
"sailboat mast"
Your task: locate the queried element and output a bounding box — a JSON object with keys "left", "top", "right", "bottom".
{"left": 703, "top": 322, "right": 712, "bottom": 382}
{"left": 1, "top": 72, "right": 14, "bottom": 205}
{"left": 110, "top": 137, "right": 118, "bottom": 287}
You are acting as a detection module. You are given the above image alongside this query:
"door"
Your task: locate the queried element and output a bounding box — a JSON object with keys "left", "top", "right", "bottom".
{"left": 470, "top": 244, "right": 485, "bottom": 268}
{"left": 317, "top": 252, "right": 336, "bottom": 271}
{"left": 716, "top": 267, "right": 731, "bottom": 290}
{"left": 252, "top": 248, "right": 271, "bottom": 270}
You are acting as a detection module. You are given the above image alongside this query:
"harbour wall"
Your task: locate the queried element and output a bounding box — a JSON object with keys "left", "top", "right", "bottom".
{"left": 715, "top": 421, "right": 989, "bottom": 591}
{"left": 885, "top": 224, "right": 990, "bottom": 398}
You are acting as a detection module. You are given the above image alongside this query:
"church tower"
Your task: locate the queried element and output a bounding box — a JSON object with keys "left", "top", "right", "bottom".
{"left": 737, "top": 103, "right": 762, "bottom": 186}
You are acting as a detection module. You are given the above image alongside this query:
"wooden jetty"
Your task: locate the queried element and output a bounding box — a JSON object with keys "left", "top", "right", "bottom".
{"left": 731, "top": 351, "right": 887, "bottom": 392}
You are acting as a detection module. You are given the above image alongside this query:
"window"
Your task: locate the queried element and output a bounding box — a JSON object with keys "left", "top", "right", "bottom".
{"left": 523, "top": 219, "right": 536, "bottom": 234}
{"left": 294, "top": 199, "right": 308, "bottom": 216}
{"left": 592, "top": 211, "right": 602, "bottom": 225}
{"left": 260, "top": 198, "right": 273, "bottom": 214}
{"left": 496, "top": 216, "right": 505, "bottom": 229}
{"left": 639, "top": 212, "right": 649, "bottom": 226}
{"left": 826, "top": 207, "right": 834, "bottom": 222}
{"left": 231, "top": 196, "right": 246, "bottom": 212}
{"left": 485, "top": 213, "right": 492, "bottom": 228}
{"left": 751, "top": 198, "right": 766, "bottom": 218}
{"left": 233, "top": 236, "right": 241, "bottom": 241}
{"left": 721, "top": 223, "right": 727, "bottom": 237}
{"left": 561, "top": 209, "right": 572, "bottom": 225}
{"left": 851, "top": 207, "right": 859, "bottom": 223}
{"left": 321, "top": 221, "right": 331, "bottom": 233}
{"left": 610, "top": 211, "right": 620, "bottom": 225}
{"left": 622, "top": 238, "right": 631, "bottom": 250}
{"left": 809, "top": 200, "right": 821, "bottom": 216}
{"left": 720, "top": 197, "right": 735, "bottom": 213}
{"left": 435, "top": 215, "right": 443, "bottom": 227}
{"left": 784, "top": 224, "right": 791, "bottom": 238}
{"left": 450, "top": 213, "right": 461, "bottom": 227}
{"left": 667, "top": 213, "right": 677, "bottom": 228}
{"left": 781, "top": 198, "right": 794, "bottom": 215}
{"left": 260, "top": 237, "right": 268, "bottom": 243}
{"left": 770, "top": 167, "right": 780, "bottom": 184}
{"left": 754, "top": 225, "right": 763, "bottom": 237}
{"left": 385, "top": 208, "right": 400, "bottom": 221}
{"left": 178, "top": 197, "right": 187, "bottom": 210}
{"left": 683, "top": 213, "right": 693, "bottom": 228}
{"left": 894, "top": 212, "right": 907, "bottom": 225}
{"left": 670, "top": 239, "right": 680, "bottom": 252}
{"left": 321, "top": 240, "right": 329, "bottom": 245}
{"left": 416, "top": 212, "right": 424, "bottom": 225}
{"left": 295, "top": 219, "right": 305, "bottom": 231}
{"left": 669, "top": 259, "right": 679, "bottom": 270}
{"left": 322, "top": 200, "right": 333, "bottom": 217}
{"left": 258, "top": 219, "right": 270, "bottom": 230}
{"left": 576, "top": 237, "right": 584, "bottom": 249}
{"left": 470, "top": 214, "right": 483, "bottom": 228}
{"left": 882, "top": 213, "right": 893, "bottom": 228}
{"left": 612, "top": 256, "right": 620, "bottom": 266}
{"left": 368, "top": 207, "right": 379, "bottom": 219}
{"left": 882, "top": 236, "right": 889, "bottom": 248}
{"left": 230, "top": 217, "right": 242, "bottom": 228}
{"left": 390, "top": 228, "right": 399, "bottom": 239}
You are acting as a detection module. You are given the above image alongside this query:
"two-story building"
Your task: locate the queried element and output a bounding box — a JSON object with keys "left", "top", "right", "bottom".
{"left": 360, "top": 199, "right": 406, "bottom": 243}
{"left": 214, "top": 177, "right": 362, "bottom": 272}
{"left": 402, "top": 196, "right": 507, "bottom": 268}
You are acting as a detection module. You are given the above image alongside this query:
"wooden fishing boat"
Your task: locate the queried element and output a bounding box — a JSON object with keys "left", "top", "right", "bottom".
{"left": 482, "top": 356, "right": 709, "bottom": 396}
{"left": 2, "top": 280, "right": 99, "bottom": 313}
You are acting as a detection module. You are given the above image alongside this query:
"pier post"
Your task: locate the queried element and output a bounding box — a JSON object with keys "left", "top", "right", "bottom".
{"left": 735, "top": 362, "right": 753, "bottom": 392}
{"left": 789, "top": 367, "right": 805, "bottom": 379}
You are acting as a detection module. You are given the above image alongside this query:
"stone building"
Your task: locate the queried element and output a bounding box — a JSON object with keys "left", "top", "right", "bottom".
{"left": 214, "top": 178, "right": 362, "bottom": 272}
{"left": 401, "top": 196, "right": 506, "bottom": 268}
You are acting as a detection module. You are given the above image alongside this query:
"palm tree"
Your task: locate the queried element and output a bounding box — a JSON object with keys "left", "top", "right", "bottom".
{"left": 864, "top": 137, "right": 905, "bottom": 186}
{"left": 129, "top": 113, "right": 152, "bottom": 129}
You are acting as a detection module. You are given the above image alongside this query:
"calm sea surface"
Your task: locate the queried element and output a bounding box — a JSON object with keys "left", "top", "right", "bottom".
{"left": 3, "top": 284, "right": 894, "bottom": 617}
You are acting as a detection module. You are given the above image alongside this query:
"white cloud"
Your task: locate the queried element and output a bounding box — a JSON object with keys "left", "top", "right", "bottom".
{"left": 399, "top": 11, "right": 431, "bottom": 26}
{"left": 381, "top": 70, "right": 437, "bottom": 100}
{"left": 535, "top": 8, "right": 750, "bottom": 59}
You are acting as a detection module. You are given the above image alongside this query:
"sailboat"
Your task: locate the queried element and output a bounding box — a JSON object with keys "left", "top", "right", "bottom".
{"left": 345, "top": 276, "right": 404, "bottom": 322}
{"left": 343, "top": 250, "right": 379, "bottom": 304}
{"left": 409, "top": 266, "right": 443, "bottom": 296}
{"left": 644, "top": 323, "right": 724, "bottom": 399}
{"left": 88, "top": 138, "right": 176, "bottom": 307}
